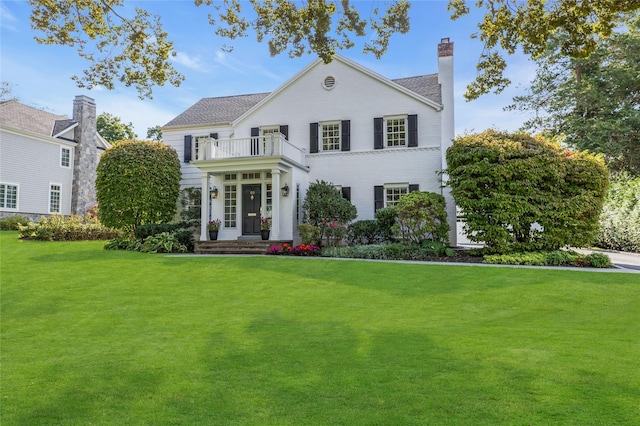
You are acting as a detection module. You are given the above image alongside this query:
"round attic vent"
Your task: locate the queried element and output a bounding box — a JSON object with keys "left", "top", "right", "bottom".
{"left": 323, "top": 76, "right": 336, "bottom": 90}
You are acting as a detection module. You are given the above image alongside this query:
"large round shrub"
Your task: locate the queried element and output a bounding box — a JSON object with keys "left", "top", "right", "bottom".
{"left": 392, "top": 191, "right": 449, "bottom": 244}
{"left": 96, "top": 140, "right": 181, "bottom": 231}
{"left": 446, "top": 130, "right": 608, "bottom": 252}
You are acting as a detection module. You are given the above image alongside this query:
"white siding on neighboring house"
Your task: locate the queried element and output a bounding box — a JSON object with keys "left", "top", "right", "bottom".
{"left": 0, "top": 127, "right": 74, "bottom": 215}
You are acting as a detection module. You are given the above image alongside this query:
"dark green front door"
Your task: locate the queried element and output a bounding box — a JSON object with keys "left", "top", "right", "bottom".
{"left": 242, "top": 184, "right": 261, "bottom": 235}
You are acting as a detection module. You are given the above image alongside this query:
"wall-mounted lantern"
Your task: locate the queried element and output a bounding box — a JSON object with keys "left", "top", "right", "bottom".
{"left": 281, "top": 184, "right": 290, "bottom": 197}
{"left": 210, "top": 186, "right": 219, "bottom": 199}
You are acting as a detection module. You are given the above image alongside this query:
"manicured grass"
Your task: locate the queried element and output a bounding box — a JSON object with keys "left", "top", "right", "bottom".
{"left": 2, "top": 232, "right": 639, "bottom": 425}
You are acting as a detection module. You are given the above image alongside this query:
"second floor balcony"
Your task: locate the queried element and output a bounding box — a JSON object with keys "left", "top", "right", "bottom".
{"left": 195, "top": 133, "right": 306, "bottom": 167}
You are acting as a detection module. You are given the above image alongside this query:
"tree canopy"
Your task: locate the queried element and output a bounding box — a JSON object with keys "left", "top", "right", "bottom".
{"left": 28, "top": 0, "right": 639, "bottom": 99}
{"left": 97, "top": 112, "right": 137, "bottom": 144}
{"left": 146, "top": 125, "right": 163, "bottom": 142}
{"left": 509, "top": 14, "right": 640, "bottom": 175}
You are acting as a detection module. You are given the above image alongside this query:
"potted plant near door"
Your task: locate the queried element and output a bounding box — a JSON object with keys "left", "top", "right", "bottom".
{"left": 260, "top": 217, "right": 271, "bottom": 240}
{"left": 208, "top": 219, "right": 221, "bottom": 240}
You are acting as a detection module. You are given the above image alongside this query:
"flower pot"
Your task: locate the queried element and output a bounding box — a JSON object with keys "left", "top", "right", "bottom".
{"left": 260, "top": 230, "right": 270, "bottom": 240}
{"left": 209, "top": 230, "right": 218, "bottom": 241}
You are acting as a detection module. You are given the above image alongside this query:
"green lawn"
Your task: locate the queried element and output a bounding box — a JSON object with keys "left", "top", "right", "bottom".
{"left": 2, "top": 232, "right": 639, "bottom": 425}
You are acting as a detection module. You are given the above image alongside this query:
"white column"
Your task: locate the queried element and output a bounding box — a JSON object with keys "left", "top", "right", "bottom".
{"left": 271, "top": 169, "right": 281, "bottom": 240}
{"left": 200, "top": 172, "right": 209, "bottom": 241}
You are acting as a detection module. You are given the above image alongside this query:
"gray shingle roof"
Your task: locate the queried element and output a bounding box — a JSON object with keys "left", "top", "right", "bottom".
{"left": 0, "top": 100, "right": 69, "bottom": 136}
{"left": 163, "top": 72, "right": 441, "bottom": 128}
{"left": 393, "top": 74, "right": 441, "bottom": 104}
{"left": 52, "top": 119, "right": 78, "bottom": 136}
{"left": 163, "top": 93, "right": 270, "bottom": 128}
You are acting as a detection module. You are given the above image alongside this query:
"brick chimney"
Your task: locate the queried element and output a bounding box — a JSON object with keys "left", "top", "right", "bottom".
{"left": 71, "top": 95, "right": 97, "bottom": 215}
{"left": 437, "top": 37, "right": 457, "bottom": 246}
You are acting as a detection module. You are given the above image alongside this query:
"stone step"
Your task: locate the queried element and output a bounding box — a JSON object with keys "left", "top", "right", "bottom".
{"left": 195, "top": 240, "right": 291, "bottom": 255}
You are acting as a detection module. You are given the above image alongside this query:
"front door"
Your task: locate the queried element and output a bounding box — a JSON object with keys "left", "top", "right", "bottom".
{"left": 242, "top": 184, "right": 261, "bottom": 235}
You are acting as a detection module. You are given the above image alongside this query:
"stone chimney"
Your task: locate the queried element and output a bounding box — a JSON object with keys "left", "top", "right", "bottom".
{"left": 71, "top": 95, "right": 97, "bottom": 215}
{"left": 437, "top": 37, "right": 457, "bottom": 246}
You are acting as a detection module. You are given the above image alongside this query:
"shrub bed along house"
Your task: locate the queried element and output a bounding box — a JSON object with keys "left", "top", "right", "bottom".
{"left": 17, "top": 215, "right": 122, "bottom": 241}
{"left": 268, "top": 243, "right": 321, "bottom": 256}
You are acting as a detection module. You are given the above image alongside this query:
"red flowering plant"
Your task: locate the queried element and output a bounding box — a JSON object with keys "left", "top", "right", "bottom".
{"left": 318, "top": 219, "right": 348, "bottom": 246}
{"left": 268, "top": 242, "right": 320, "bottom": 256}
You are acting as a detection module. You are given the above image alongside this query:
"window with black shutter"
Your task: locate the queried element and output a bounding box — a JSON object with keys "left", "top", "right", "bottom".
{"left": 374, "top": 117, "right": 384, "bottom": 149}
{"left": 279, "top": 125, "right": 289, "bottom": 140}
{"left": 408, "top": 114, "right": 418, "bottom": 147}
{"left": 310, "top": 122, "right": 319, "bottom": 153}
{"left": 341, "top": 186, "right": 351, "bottom": 201}
{"left": 341, "top": 120, "right": 350, "bottom": 151}
{"left": 374, "top": 185, "right": 384, "bottom": 212}
{"left": 184, "top": 135, "right": 192, "bottom": 163}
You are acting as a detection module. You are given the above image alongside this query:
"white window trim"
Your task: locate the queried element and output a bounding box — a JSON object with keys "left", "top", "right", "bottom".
{"left": 49, "top": 183, "right": 62, "bottom": 214}
{"left": 260, "top": 125, "right": 279, "bottom": 136}
{"left": 320, "top": 120, "right": 341, "bottom": 152}
{"left": 194, "top": 135, "right": 211, "bottom": 161}
{"left": 0, "top": 182, "right": 19, "bottom": 211}
{"left": 60, "top": 146, "right": 71, "bottom": 168}
{"left": 384, "top": 183, "right": 409, "bottom": 208}
{"left": 384, "top": 114, "right": 408, "bottom": 148}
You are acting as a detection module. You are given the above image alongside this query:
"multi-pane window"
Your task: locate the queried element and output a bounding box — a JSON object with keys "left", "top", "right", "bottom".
{"left": 194, "top": 136, "right": 209, "bottom": 160}
{"left": 0, "top": 184, "right": 18, "bottom": 209}
{"left": 61, "top": 147, "right": 71, "bottom": 167}
{"left": 49, "top": 184, "right": 61, "bottom": 213}
{"left": 224, "top": 184, "right": 237, "bottom": 228}
{"left": 265, "top": 183, "right": 272, "bottom": 217}
{"left": 321, "top": 122, "right": 341, "bottom": 151}
{"left": 385, "top": 185, "right": 408, "bottom": 207}
{"left": 386, "top": 117, "right": 407, "bottom": 147}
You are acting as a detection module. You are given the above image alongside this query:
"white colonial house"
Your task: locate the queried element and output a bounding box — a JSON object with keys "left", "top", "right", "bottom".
{"left": 0, "top": 96, "right": 109, "bottom": 220}
{"left": 162, "top": 38, "right": 456, "bottom": 245}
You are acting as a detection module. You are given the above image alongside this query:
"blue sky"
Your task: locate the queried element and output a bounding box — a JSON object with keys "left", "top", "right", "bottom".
{"left": 0, "top": 0, "right": 536, "bottom": 137}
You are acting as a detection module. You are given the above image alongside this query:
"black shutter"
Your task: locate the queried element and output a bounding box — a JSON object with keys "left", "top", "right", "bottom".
{"left": 341, "top": 120, "right": 350, "bottom": 151}
{"left": 210, "top": 132, "right": 218, "bottom": 139}
{"left": 279, "top": 125, "right": 289, "bottom": 140}
{"left": 310, "top": 122, "right": 319, "bottom": 153}
{"left": 251, "top": 127, "right": 260, "bottom": 156}
{"left": 374, "top": 117, "right": 384, "bottom": 149}
{"left": 408, "top": 114, "right": 418, "bottom": 147}
{"left": 184, "top": 135, "right": 192, "bottom": 163}
{"left": 374, "top": 185, "right": 384, "bottom": 212}
{"left": 409, "top": 184, "right": 419, "bottom": 193}
{"left": 341, "top": 186, "right": 351, "bottom": 201}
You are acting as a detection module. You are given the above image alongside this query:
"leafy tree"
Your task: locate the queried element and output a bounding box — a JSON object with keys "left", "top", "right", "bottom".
{"left": 391, "top": 191, "right": 449, "bottom": 245}
{"left": 28, "top": 0, "right": 639, "bottom": 99}
{"left": 595, "top": 173, "right": 640, "bottom": 253}
{"left": 146, "top": 125, "right": 163, "bottom": 142}
{"left": 446, "top": 130, "right": 608, "bottom": 253}
{"left": 97, "top": 112, "right": 137, "bottom": 143}
{"left": 0, "top": 81, "right": 18, "bottom": 101}
{"left": 302, "top": 180, "right": 356, "bottom": 241}
{"left": 96, "top": 140, "right": 181, "bottom": 231}
{"left": 508, "top": 15, "right": 640, "bottom": 174}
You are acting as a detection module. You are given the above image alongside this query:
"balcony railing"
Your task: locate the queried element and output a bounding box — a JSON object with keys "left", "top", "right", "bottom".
{"left": 196, "top": 133, "right": 306, "bottom": 166}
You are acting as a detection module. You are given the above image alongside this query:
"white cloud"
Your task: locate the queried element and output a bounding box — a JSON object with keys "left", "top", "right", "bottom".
{"left": 0, "top": 4, "right": 18, "bottom": 32}
{"left": 213, "top": 50, "right": 282, "bottom": 81}
{"left": 172, "top": 51, "right": 209, "bottom": 72}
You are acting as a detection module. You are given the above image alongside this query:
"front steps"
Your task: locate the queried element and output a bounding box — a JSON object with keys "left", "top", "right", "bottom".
{"left": 194, "top": 239, "right": 292, "bottom": 255}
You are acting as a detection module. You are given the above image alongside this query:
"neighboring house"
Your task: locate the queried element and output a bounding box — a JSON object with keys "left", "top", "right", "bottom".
{"left": 163, "top": 38, "right": 456, "bottom": 245}
{"left": 0, "top": 96, "right": 109, "bottom": 220}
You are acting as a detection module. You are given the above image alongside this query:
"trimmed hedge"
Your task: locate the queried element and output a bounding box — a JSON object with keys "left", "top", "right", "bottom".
{"left": 18, "top": 215, "right": 122, "bottom": 241}
{"left": 0, "top": 216, "right": 29, "bottom": 231}
{"left": 483, "top": 251, "right": 612, "bottom": 268}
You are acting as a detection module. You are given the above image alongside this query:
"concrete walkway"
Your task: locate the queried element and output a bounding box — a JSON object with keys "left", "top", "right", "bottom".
{"left": 574, "top": 248, "right": 640, "bottom": 272}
